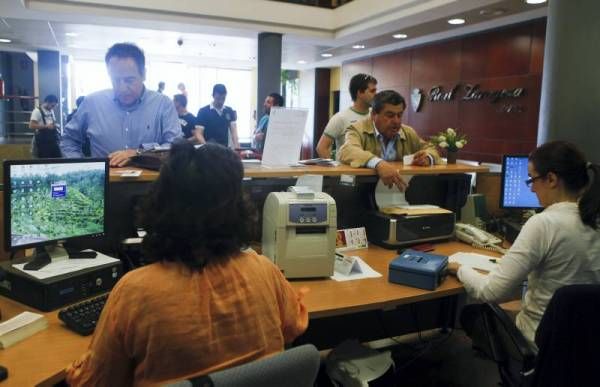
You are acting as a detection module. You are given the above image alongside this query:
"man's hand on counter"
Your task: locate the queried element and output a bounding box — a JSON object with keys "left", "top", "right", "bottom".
{"left": 108, "top": 149, "right": 137, "bottom": 167}
{"left": 376, "top": 160, "right": 408, "bottom": 191}
{"left": 412, "top": 150, "right": 432, "bottom": 166}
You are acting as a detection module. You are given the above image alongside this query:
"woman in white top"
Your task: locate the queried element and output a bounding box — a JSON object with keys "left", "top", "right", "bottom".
{"left": 449, "top": 141, "right": 600, "bottom": 343}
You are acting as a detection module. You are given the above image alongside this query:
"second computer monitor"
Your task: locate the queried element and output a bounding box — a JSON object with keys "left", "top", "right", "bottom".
{"left": 500, "top": 155, "right": 542, "bottom": 210}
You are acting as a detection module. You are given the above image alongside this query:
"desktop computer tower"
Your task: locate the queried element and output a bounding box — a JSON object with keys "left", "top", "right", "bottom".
{"left": 0, "top": 259, "right": 123, "bottom": 312}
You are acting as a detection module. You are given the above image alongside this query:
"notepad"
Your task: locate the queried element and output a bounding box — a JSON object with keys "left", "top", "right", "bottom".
{"left": 0, "top": 311, "right": 48, "bottom": 349}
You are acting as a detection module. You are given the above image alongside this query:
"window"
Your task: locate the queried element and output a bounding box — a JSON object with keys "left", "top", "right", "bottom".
{"left": 71, "top": 60, "right": 254, "bottom": 141}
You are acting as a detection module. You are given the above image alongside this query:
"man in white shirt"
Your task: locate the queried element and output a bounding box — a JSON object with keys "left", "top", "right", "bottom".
{"left": 30, "top": 94, "right": 60, "bottom": 158}
{"left": 316, "top": 73, "right": 377, "bottom": 159}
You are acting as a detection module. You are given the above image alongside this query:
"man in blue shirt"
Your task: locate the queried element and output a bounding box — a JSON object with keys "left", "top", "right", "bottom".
{"left": 196, "top": 84, "right": 239, "bottom": 148}
{"left": 61, "top": 43, "right": 181, "bottom": 166}
{"left": 252, "top": 92, "right": 284, "bottom": 153}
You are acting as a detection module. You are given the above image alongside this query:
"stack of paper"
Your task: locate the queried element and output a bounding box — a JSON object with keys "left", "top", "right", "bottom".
{"left": 449, "top": 252, "right": 499, "bottom": 272}
{"left": 0, "top": 311, "right": 48, "bottom": 349}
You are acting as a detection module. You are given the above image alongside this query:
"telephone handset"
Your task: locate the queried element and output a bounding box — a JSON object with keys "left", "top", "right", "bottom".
{"left": 455, "top": 223, "right": 507, "bottom": 254}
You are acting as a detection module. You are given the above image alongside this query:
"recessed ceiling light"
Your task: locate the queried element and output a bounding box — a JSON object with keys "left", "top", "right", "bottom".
{"left": 352, "top": 44, "right": 365, "bottom": 49}
{"left": 321, "top": 53, "right": 333, "bottom": 58}
{"left": 0, "top": 38, "right": 12, "bottom": 43}
{"left": 448, "top": 18, "right": 466, "bottom": 25}
{"left": 297, "top": 60, "right": 307, "bottom": 64}
{"left": 393, "top": 33, "right": 408, "bottom": 39}
{"left": 65, "top": 32, "right": 78, "bottom": 37}
{"left": 525, "top": 0, "right": 546, "bottom": 4}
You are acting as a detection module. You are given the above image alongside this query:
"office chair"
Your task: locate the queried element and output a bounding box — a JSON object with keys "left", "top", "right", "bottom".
{"left": 461, "top": 284, "right": 600, "bottom": 387}
{"left": 164, "top": 344, "right": 321, "bottom": 387}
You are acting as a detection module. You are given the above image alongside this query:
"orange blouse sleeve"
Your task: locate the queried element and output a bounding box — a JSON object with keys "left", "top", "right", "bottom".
{"left": 271, "top": 264, "right": 309, "bottom": 343}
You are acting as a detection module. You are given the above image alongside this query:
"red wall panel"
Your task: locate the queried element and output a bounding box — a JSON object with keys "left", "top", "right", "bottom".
{"left": 341, "top": 19, "right": 546, "bottom": 163}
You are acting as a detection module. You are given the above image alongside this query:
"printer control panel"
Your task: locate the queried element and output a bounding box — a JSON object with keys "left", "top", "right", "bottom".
{"left": 289, "top": 203, "right": 327, "bottom": 224}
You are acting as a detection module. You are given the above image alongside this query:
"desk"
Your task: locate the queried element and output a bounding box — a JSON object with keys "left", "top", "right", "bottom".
{"left": 0, "top": 242, "right": 498, "bottom": 386}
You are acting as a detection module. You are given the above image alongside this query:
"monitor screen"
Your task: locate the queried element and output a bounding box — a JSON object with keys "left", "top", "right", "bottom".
{"left": 3, "top": 159, "right": 109, "bottom": 250}
{"left": 500, "top": 155, "right": 542, "bottom": 210}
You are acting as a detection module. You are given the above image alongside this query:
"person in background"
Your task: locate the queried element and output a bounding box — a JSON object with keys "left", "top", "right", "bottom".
{"left": 316, "top": 73, "right": 377, "bottom": 159}
{"left": 66, "top": 96, "right": 85, "bottom": 124}
{"left": 173, "top": 94, "right": 198, "bottom": 141}
{"left": 252, "top": 92, "right": 284, "bottom": 153}
{"left": 177, "top": 82, "right": 188, "bottom": 97}
{"left": 196, "top": 84, "right": 239, "bottom": 149}
{"left": 449, "top": 141, "right": 600, "bottom": 344}
{"left": 65, "top": 143, "right": 308, "bottom": 386}
{"left": 61, "top": 43, "right": 181, "bottom": 166}
{"left": 30, "top": 94, "right": 61, "bottom": 158}
{"left": 337, "top": 90, "right": 440, "bottom": 191}
{"left": 157, "top": 81, "right": 165, "bottom": 94}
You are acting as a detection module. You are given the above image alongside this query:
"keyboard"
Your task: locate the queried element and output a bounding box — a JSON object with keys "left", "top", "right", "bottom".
{"left": 58, "top": 293, "right": 109, "bottom": 336}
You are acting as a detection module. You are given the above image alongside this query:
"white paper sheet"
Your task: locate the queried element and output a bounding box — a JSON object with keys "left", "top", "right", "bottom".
{"left": 449, "top": 252, "right": 499, "bottom": 272}
{"left": 374, "top": 176, "right": 414, "bottom": 208}
{"left": 13, "top": 251, "right": 120, "bottom": 280}
{"left": 331, "top": 256, "right": 382, "bottom": 282}
{"left": 261, "top": 107, "right": 308, "bottom": 166}
{"left": 296, "top": 174, "right": 323, "bottom": 193}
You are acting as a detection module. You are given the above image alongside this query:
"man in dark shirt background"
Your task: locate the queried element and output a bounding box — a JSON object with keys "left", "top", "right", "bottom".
{"left": 173, "top": 94, "right": 197, "bottom": 140}
{"left": 196, "top": 84, "right": 239, "bottom": 148}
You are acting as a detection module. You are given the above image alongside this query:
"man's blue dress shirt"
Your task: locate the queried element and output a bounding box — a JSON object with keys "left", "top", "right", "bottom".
{"left": 61, "top": 88, "right": 182, "bottom": 158}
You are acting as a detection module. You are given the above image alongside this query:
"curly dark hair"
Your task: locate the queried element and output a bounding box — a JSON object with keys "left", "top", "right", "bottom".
{"left": 138, "top": 142, "right": 252, "bottom": 269}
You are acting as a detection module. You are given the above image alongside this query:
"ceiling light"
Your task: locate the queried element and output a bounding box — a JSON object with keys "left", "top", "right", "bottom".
{"left": 352, "top": 44, "right": 365, "bottom": 49}
{"left": 65, "top": 32, "right": 78, "bottom": 37}
{"left": 0, "top": 38, "right": 12, "bottom": 43}
{"left": 393, "top": 34, "right": 408, "bottom": 39}
{"left": 448, "top": 18, "right": 466, "bottom": 25}
{"left": 321, "top": 53, "right": 333, "bottom": 58}
{"left": 525, "top": 0, "right": 546, "bottom": 4}
{"left": 297, "top": 60, "right": 307, "bottom": 64}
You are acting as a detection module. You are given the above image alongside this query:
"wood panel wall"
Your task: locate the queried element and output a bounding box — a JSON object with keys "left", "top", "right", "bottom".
{"left": 340, "top": 19, "right": 546, "bottom": 163}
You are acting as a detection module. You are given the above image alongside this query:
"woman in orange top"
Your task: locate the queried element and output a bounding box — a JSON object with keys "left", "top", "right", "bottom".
{"left": 66, "top": 143, "right": 309, "bottom": 386}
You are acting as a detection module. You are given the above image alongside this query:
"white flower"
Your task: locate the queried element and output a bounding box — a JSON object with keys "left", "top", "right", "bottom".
{"left": 456, "top": 141, "right": 464, "bottom": 149}
{"left": 439, "top": 141, "right": 449, "bottom": 148}
{"left": 438, "top": 135, "right": 446, "bottom": 142}
{"left": 446, "top": 128, "right": 456, "bottom": 136}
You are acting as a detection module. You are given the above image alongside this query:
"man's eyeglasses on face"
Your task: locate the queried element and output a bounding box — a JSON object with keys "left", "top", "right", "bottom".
{"left": 525, "top": 175, "right": 545, "bottom": 187}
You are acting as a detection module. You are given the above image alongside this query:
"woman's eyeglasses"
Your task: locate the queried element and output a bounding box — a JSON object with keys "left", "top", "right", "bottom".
{"left": 525, "top": 175, "right": 545, "bottom": 187}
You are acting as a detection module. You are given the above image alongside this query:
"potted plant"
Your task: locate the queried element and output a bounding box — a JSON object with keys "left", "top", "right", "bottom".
{"left": 429, "top": 128, "right": 467, "bottom": 164}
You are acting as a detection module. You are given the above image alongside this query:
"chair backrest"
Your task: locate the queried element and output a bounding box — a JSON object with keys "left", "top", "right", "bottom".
{"left": 533, "top": 284, "right": 600, "bottom": 387}
{"left": 461, "top": 303, "right": 536, "bottom": 387}
{"left": 165, "top": 344, "right": 321, "bottom": 387}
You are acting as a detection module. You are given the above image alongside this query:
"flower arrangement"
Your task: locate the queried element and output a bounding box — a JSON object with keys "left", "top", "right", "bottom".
{"left": 429, "top": 128, "right": 467, "bottom": 152}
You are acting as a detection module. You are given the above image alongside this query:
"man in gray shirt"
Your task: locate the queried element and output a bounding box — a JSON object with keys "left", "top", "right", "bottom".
{"left": 61, "top": 43, "right": 181, "bottom": 166}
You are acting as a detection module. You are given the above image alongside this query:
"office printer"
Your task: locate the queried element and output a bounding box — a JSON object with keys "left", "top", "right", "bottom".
{"left": 262, "top": 188, "right": 336, "bottom": 278}
{"left": 365, "top": 175, "right": 467, "bottom": 249}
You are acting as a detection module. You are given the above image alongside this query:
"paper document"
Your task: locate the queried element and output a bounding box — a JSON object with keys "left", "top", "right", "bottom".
{"left": 331, "top": 255, "right": 382, "bottom": 282}
{"left": 261, "top": 107, "right": 308, "bottom": 166}
{"left": 374, "top": 177, "right": 414, "bottom": 208}
{"left": 296, "top": 174, "right": 323, "bottom": 192}
{"left": 13, "top": 251, "right": 120, "bottom": 280}
{"left": 449, "top": 252, "right": 500, "bottom": 272}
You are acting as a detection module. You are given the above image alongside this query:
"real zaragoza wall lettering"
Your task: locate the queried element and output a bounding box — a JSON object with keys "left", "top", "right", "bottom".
{"left": 411, "top": 84, "right": 526, "bottom": 113}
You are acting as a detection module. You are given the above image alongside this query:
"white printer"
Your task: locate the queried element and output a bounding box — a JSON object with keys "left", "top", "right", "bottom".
{"left": 262, "top": 188, "right": 336, "bottom": 278}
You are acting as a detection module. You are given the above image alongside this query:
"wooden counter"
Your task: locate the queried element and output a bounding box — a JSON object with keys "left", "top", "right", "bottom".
{"left": 109, "top": 162, "right": 489, "bottom": 182}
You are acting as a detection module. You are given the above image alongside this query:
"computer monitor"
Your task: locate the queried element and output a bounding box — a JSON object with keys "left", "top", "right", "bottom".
{"left": 3, "top": 158, "right": 109, "bottom": 269}
{"left": 500, "top": 155, "right": 542, "bottom": 210}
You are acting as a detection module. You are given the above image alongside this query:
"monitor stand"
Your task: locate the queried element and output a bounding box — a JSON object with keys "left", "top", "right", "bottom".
{"left": 23, "top": 245, "right": 97, "bottom": 271}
